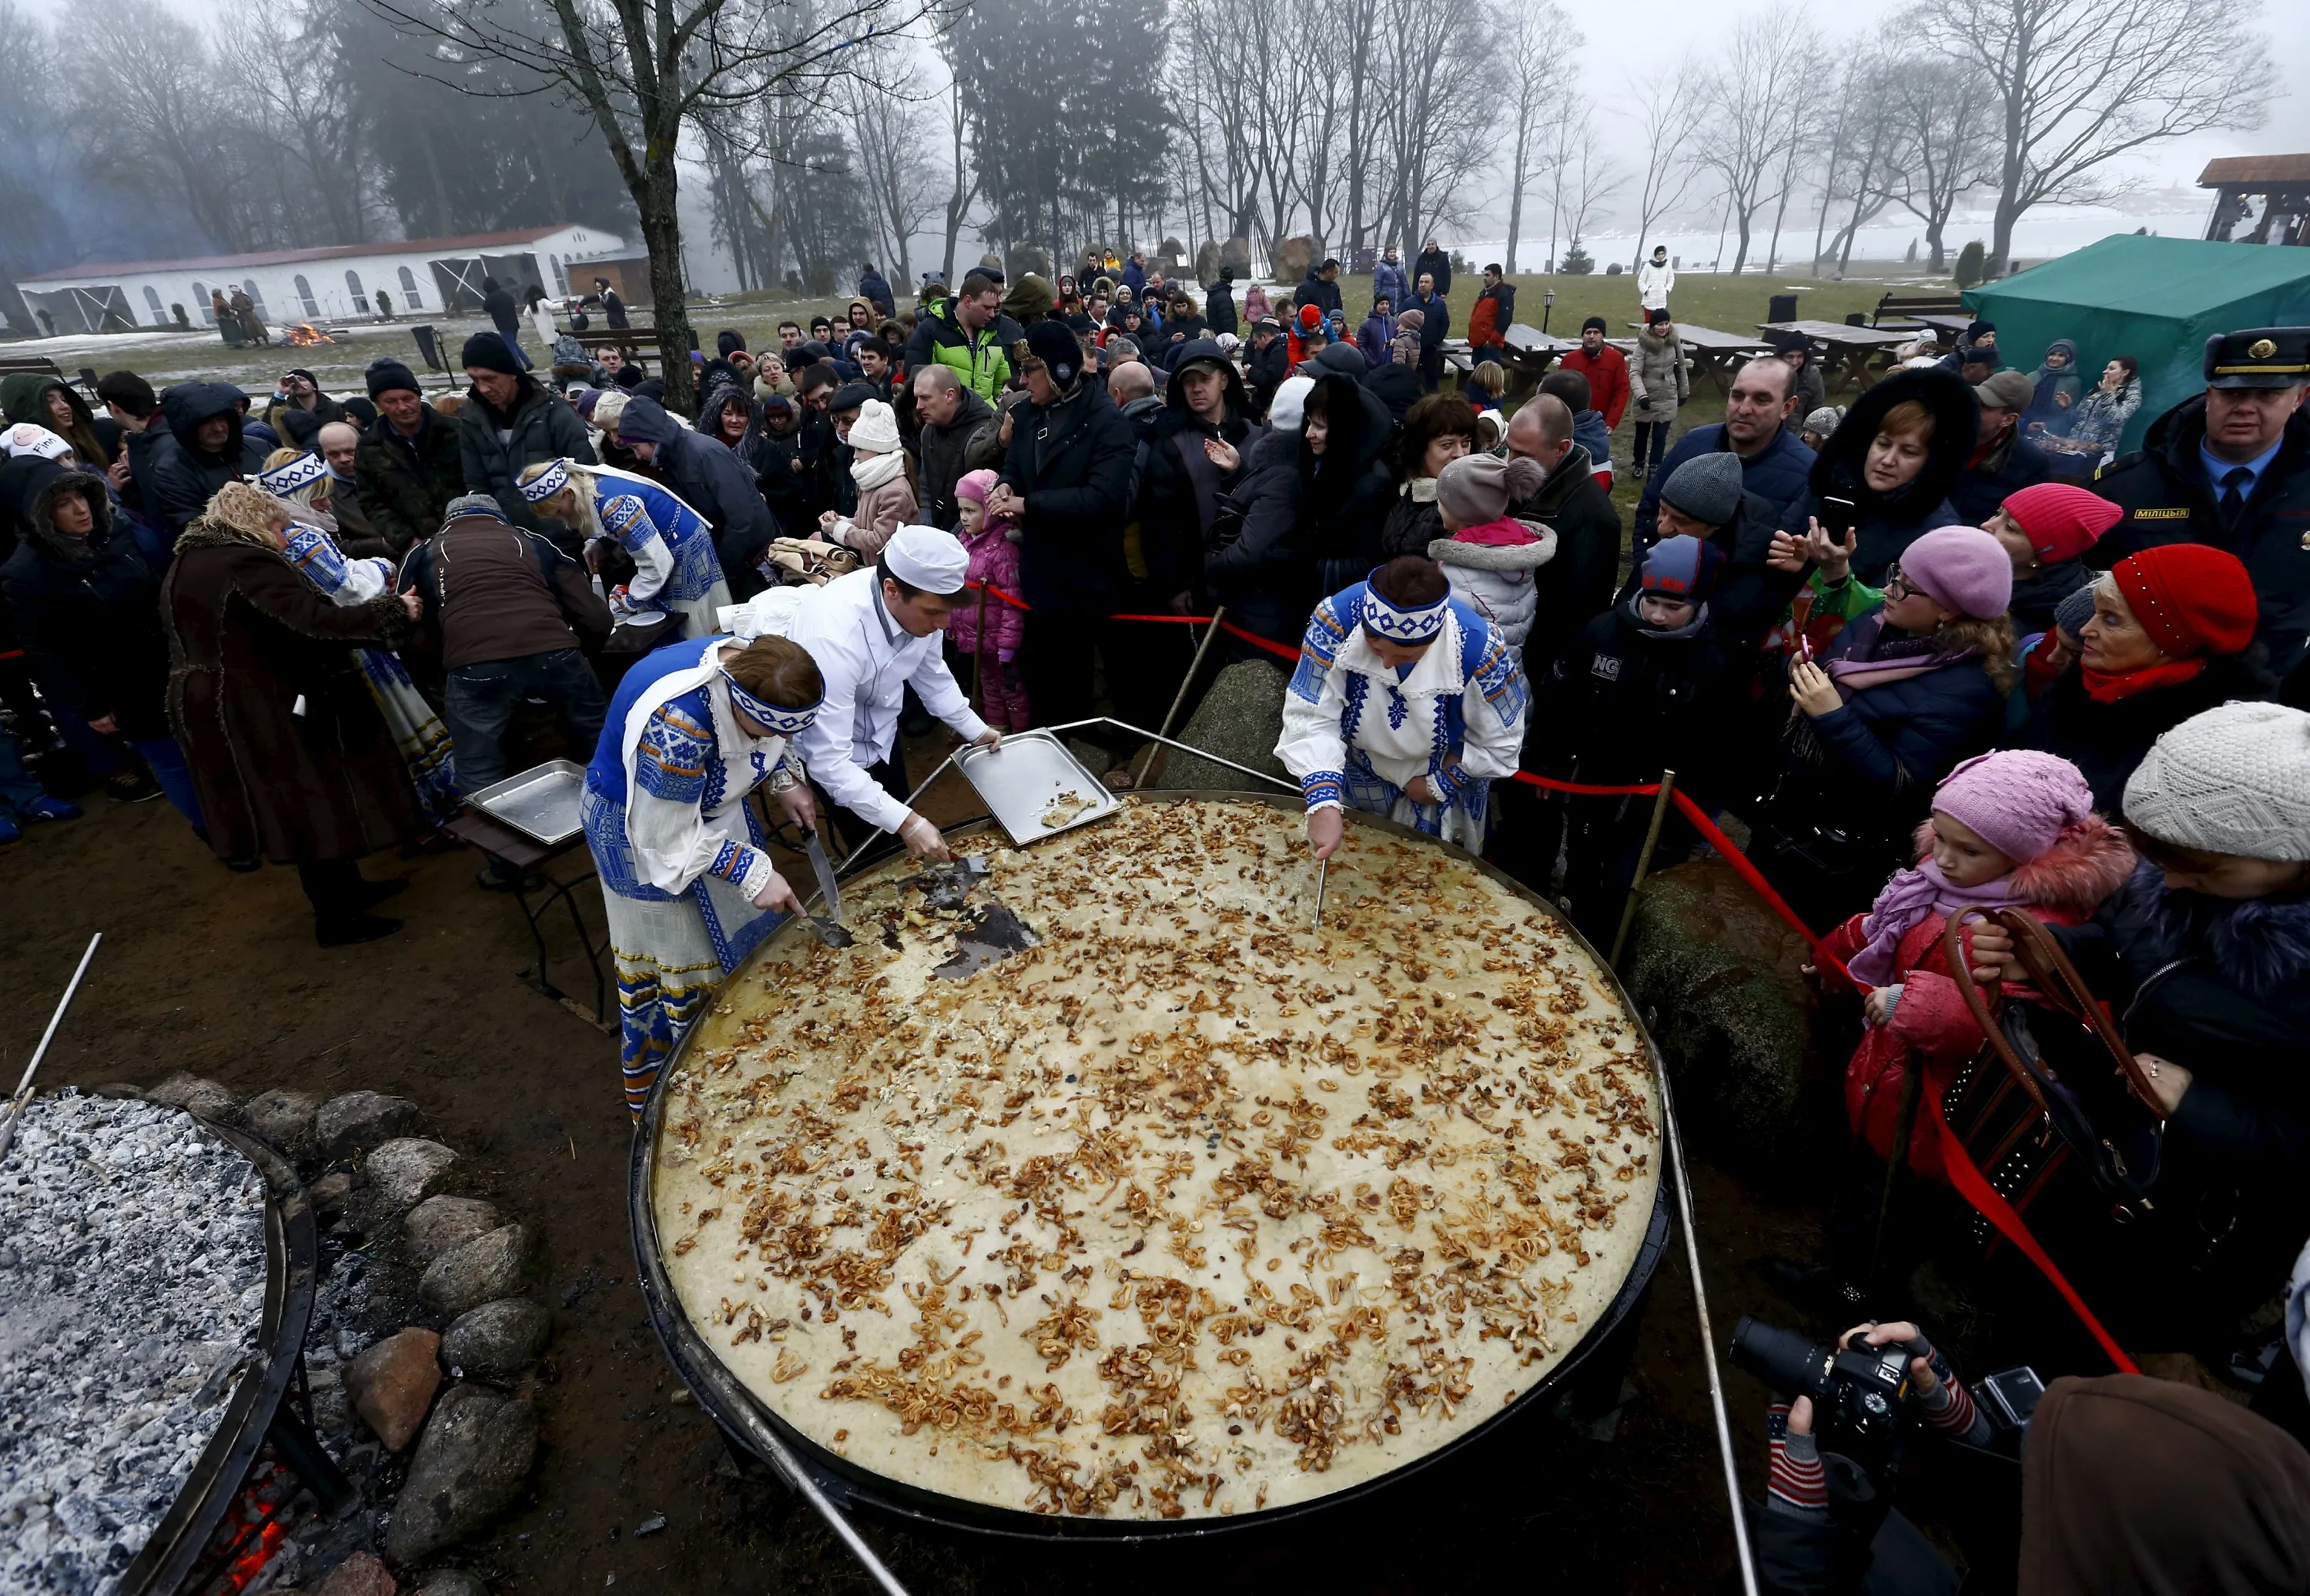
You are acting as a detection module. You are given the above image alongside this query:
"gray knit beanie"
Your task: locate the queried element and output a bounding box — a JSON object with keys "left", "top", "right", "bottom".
{"left": 2122, "top": 702, "right": 2310, "bottom": 862}
{"left": 444, "top": 493, "right": 508, "bottom": 523}
{"left": 2054, "top": 582, "right": 2097, "bottom": 641}
{"left": 1436, "top": 453, "right": 1546, "bottom": 525}
{"left": 1660, "top": 451, "right": 1745, "bottom": 527}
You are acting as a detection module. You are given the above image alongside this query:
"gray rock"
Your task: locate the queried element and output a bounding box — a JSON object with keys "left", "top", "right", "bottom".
{"left": 146, "top": 1072, "right": 243, "bottom": 1126}
{"left": 403, "top": 1196, "right": 504, "bottom": 1264}
{"left": 440, "top": 1298, "right": 550, "bottom": 1379}
{"left": 308, "top": 1170, "right": 356, "bottom": 1220}
{"left": 1145, "top": 659, "right": 1291, "bottom": 792}
{"left": 1063, "top": 738, "right": 1115, "bottom": 778}
{"left": 419, "top": 1226, "right": 530, "bottom": 1317}
{"left": 316, "top": 1091, "right": 420, "bottom": 1159}
{"left": 242, "top": 1089, "right": 320, "bottom": 1157}
{"left": 381, "top": 1384, "right": 538, "bottom": 1565}
{"left": 367, "top": 1139, "right": 459, "bottom": 1212}
{"left": 415, "top": 1572, "right": 490, "bottom": 1596}
{"left": 1622, "top": 858, "right": 1826, "bottom": 1170}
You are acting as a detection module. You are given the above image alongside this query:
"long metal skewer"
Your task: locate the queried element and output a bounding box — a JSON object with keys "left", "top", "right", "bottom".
{"left": 0, "top": 932, "right": 104, "bottom": 1162}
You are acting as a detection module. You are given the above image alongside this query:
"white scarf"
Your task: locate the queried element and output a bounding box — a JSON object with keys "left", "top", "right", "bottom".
{"left": 852, "top": 448, "right": 907, "bottom": 494}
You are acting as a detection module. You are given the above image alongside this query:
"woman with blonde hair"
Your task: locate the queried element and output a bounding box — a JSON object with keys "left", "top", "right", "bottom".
{"left": 518, "top": 457, "right": 731, "bottom": 637}
{"left": 162, "top": 480, "right": 429, "bottom": 945}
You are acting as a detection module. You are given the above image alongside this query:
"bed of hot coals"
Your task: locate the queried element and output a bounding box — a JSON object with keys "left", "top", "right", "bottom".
{"left": 3, "top": 1076, "right": 551, "bottom": 1596}
{"left": 0, "top": 1092, "right": 269, "bottom": 1595}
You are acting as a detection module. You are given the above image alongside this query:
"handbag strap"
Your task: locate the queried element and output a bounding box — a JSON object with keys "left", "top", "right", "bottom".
{"left": 1945, "top": 908, "right": 2168, "bottom": 1121}
{"left": 1940, "top": 908, "right": 2049, "bottom": 1114}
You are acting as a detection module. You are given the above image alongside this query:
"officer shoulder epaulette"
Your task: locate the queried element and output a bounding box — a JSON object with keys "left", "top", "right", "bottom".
{"left": 2094, "top": 450, "right": 2144, "bottom": 480}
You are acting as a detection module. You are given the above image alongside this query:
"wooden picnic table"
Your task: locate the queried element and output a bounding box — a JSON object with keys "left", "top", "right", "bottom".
{"left": 1756, "top": 320, "right": 1914, "bottom": 390}
{"left": 1900, "top": 313, "right": 1976, "bottom": 336}
{"left": 1636, "top": 323, "right": 1776, "bottom": 393}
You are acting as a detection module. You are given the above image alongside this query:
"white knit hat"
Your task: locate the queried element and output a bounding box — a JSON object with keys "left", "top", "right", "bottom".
{"left": 849, "top": 397, "right": 900, "bottom": 455}
{"left": 2122, "top": 701, "right": 2310, "bottom": 862}
{"left": 1269, "top": 375, "right": 1314, "bottom": 435}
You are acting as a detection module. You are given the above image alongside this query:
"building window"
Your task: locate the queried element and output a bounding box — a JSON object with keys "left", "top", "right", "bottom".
{"left": 243, "top": 279, "right": 270, "bottom": 318}
{"left": 344, "top": 269, "right": 370, "bottom": 313}
{"left": 142, "top": 286, "right": 166, "bottom": 324}
{"left": 293, "top": 275, "right": 319, "bottom": 317}
{"left": 548, "top": 255, "right": 564, "bottom": 294}
{"left": 191, "top": 282, "right": 210, "bottom": 323}
{"left": 397, "top": 266, "right": 420, "bottom": 306}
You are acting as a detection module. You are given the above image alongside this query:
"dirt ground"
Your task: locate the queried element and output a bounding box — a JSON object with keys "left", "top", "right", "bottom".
{"left": 5, "top": 733, "right": 1836, "bottom": 1594}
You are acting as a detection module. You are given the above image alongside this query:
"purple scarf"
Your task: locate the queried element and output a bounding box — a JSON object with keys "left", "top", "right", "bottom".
{"left": 1847, "top": 858, "right": 2026, "bottom": 990}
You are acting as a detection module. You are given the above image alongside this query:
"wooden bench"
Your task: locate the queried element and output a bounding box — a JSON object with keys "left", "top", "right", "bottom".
{"left": 1870, "top": 293, "right": 1967, "bottom": 328}
{"left": 562, "top": 327, "right": 689, "bottom": 357}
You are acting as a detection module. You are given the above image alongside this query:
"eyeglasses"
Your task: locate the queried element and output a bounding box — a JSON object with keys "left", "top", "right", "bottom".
{"left": 1883, "top": 567, "right": 1913, "bottom": 601}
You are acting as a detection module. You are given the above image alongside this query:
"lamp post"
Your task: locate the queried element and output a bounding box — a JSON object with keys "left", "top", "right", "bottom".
{"left": 1542, "top": 289, "right": 1556, "bottom": 335}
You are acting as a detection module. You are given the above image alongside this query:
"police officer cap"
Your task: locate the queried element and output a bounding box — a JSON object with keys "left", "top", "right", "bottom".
{"left": 2205, "top": 327, "right": 2310, "bottom": 390}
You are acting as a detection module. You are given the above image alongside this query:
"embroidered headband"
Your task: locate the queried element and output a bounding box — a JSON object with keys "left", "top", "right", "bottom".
{"left": 256, "top": 452, "right": 330, "bottom": 497}
{"left": 721, "top": 671, "right": 821, "bottom": 738}
{"left": 520, "top": 458, "right": 573, "bottom": 503}
{"left": 1360, "top": 575, "right": 1448, "bottom": 644}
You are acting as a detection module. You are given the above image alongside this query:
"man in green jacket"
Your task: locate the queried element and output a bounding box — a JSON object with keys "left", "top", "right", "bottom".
{"left": 900, "top": 270, "right": 1013, "bottom": 402}
{"left": 352, "top": 360, "right": 464, "bottom": 557}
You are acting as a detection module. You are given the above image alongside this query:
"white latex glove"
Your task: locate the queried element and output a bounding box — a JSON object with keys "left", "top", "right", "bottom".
{"left": 899, "top": 812, "right": 952, "bottom": 862}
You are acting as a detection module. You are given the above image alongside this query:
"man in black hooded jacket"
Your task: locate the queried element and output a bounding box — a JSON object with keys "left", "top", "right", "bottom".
{"left": 145, "top": 381, "right": 270, "bottom": 540}
{"left": 1139, "top": 339, "right": 1262, "bottom": 611}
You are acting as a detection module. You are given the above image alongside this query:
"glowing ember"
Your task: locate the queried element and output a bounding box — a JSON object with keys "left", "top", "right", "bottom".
{"left": 283, "top": 323, "right": 334, "bottom": 346}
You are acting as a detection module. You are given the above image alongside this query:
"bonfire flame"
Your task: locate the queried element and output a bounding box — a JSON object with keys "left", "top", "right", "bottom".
{"left": 284, "top": 323, "right": 334, "bottom": 346}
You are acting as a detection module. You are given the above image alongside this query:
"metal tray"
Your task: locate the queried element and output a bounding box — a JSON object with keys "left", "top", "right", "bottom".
{"left": 467, "top": 758, "right": 587, "bottom": 847}
{"left": 952, "top": 731, "right": 1118, "bottom": 846}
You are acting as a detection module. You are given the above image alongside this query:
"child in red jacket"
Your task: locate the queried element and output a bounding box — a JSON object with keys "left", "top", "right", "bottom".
{"left": 1812, "top": 749, "right": 2131, "bottom": 1183}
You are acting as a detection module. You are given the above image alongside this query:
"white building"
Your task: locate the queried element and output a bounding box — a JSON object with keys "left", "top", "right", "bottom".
{"left": 16, "top": 224, "right": 630, "bottom": 335}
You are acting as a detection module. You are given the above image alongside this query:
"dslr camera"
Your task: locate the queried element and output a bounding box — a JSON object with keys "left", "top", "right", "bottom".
{"left": 1731, "top": 1316, "right": 1914, "bottom": 1515}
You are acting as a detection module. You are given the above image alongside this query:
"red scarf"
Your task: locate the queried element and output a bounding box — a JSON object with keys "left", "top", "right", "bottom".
{"left": 2081, "top": 657, "right": 2205, "bottom": 704}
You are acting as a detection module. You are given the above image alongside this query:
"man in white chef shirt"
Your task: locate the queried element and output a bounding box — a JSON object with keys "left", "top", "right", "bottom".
{"left": 781, "top": 524, "right": 998, "bottom": 859}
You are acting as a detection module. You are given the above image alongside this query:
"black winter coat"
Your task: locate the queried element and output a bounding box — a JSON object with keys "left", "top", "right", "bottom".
{"left": 916, "top": 388, "right": 1003, "bottom": 531}
{"left": 1140, "top": 344, "right": 1262, "bottom": 596}
{"left": 2007, "top": 557, "right": 2093, "bottom": 636}
{"left": 1297, "top": 270, "right": 1343, "bottom": 321}
{"left": 1945, "top": 427, "right": 2054, "bottom": 524}
{"left": 1537, "top": 602, "right": 1734, "bottom": 798}
{"left": 999, "top": 379, "right": 1139, "bottom": 613}
{"left": 1634, "top": 422, "right": 1816, "bottom": 549}
{"left": 1617, "top": 486, "right": 1800, "bottom": 663}
{"left": 1412, "top": 249, "right": 1452, "bottom": 299}
{"left": 1202, "top": 281, "right": 1238, "bottom": 338}
{"left": 2, "top": 467, "right": 172, "bottom": 740}
{"left": 2094, "top": 399, "right": 2310, "bottom": 684}
{"left": 1513, "top": 442, "right": 1624, "bottom": 671}
{"left": 454, "top": 374, "right": 598, "bottom": 543}
{"left": 1772, "top": 367, "right": 1976, "bottom": 585}
{"left": 614, "top": 396, "right": 772, "bottom": 597}
{"left": 1246, "top": 336, "right": 1292, "bottom": 418}
{"left": 1205, "top": 430, "right": 1322, "bottom": 645}
{"left": 146, "top": 382, "right": 270, "bottom": 539}
{"left": 2011, "top": 651, "right": 2275, "bottom": 814}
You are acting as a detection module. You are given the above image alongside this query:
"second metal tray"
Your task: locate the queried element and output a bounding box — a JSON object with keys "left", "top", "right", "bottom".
{"left": 467, "top": 758, "right": 587, "bottom": 847}
{"left": 952, "top": 731, "right": 1118, "bottom": 845}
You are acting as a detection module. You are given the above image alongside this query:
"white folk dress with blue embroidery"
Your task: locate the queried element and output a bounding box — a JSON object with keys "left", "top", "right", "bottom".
{"left": 580, "top": 636, "right": 803, "bottom": 1116}
{"left": 1274, "top": 582, "right": 1529, "bottom": 851}
{"left": 281, "top": 523, "right": 459, "bottom": 823}
{"left": 585, "top": 466, "right": 732, "bottom": 638}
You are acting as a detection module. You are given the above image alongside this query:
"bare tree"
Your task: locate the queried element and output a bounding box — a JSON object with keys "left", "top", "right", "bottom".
{"left": 215, "top": 2, "right": 379, "bottom": 251}
{"left": 359, "top": 0, "right": 942, "bottom": 411}
{"left": 1866, "top": 57, "right": 1995, "bottom": 272}
{"left": 1910, "top": 0, "right": 2269, "bottom": 271}
{"left": 72, "top": 7, "right": 253, "bottom": 253}
{"left": 1620, "top": 59, "right": 1699, "bottom": 271}
{"left": 842, "top": 51, "right": 944, "bottom": 286}
{"left": 932, "top": 37, "right": 979, "bottom": 285}
{"left": 1692, "top": 5, "right": 1809, "bottom": 273}
{"left": 1548, "top": 118, "right": 1623, "bottom": 269}
{"left": 1499, "top": 0, "right": 1580, "bottom": 274}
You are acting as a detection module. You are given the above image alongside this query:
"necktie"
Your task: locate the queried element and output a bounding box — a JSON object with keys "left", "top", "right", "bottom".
{"left": 2219, "top": 466, "right": 2252, "bottom": 531}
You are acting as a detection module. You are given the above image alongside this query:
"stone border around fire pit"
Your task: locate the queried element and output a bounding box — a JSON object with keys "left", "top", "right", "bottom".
{"left": 92, "top": 1074, "right": 561, "bottom": 1595}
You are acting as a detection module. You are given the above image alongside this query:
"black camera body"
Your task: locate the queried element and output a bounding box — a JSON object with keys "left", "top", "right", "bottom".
{"left": 1731, "top": 1317, "right": 1913, "bottom": 1515}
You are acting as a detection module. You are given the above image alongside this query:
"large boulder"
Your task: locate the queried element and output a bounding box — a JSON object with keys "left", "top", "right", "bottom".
{"left": 147, "top": 1073, "right": 241, "bottom": 1126}
{"left": 440, "top": 1298, "right": 551, "bottom": 1380}
{"left": 420, "top": 1226, "right": 531, "bottom": 1317}
{"left": 367, "top": 1139, "right": 459, "bottom": 1212}
{"left": 1148, "top": 660, "right": 1292, "bottom": 793}
{"left": 310, "top": 1551, "right": 397, "bottom": 1596}
{"left": 316, "top": 1091, "right": 420, "bottom": 1159}
{"left": 403, "top": 1196, "right": 504, "bottom": 1264}
{"left": 1619, "top": 857, "right": 1824, "bottom": 1169}
{"left": 241, "top": 1089, "right": 320, "bottom": 1156}
{"left": 344, "top": 1328, "right": 444, "bottom": 1450}
{"left": 1270, "top": 235, "right": 1314, "bottom": 289}
{"left": 382, "top": 1385, "right": 539, "bottom": 1565}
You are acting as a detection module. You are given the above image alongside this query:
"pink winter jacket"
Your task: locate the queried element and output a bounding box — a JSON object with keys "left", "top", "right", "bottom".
{"left": 947, "top": 517, "right": 1024, "bottom": 660}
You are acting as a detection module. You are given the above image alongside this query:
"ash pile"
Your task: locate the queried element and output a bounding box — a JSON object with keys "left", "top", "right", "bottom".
{"left": 0, "top": 1092, "right": 267, "bottom": 1595}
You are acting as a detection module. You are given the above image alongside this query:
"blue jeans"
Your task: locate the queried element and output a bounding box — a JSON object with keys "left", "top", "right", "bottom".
{"left": 0, "top": 726, "right": 47, "bottom": 816}
{"left": 444, "top": 648, "right": 608, "bottom": 790}
{"left": 134, "top": 736, "right": 203, "bottom": 827}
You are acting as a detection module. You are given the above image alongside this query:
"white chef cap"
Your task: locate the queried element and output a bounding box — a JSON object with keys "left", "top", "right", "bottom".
{"left": 883, "top": 524, "right": 969, "bottom": 596}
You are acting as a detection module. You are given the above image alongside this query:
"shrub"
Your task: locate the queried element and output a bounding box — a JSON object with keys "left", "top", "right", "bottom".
{"left": 1953, "top": 239, "right": 1987, "bottom": 289}
{"left": 1562, "top": 241, "right": 1595, "bottom": 276}
{"left": 1605, "top": 262, "right": 1623, "bottom": 276}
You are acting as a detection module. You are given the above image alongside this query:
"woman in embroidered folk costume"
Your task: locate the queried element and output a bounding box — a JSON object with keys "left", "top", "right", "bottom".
{"left": 242, "top": 457, "right": 459, "bottom": 826}
{"left": 581, "top": 630, "right": 823, "bottom": 1116}
{"left": 1277, "top": 554, "right": 1530, "bottom": 858}
{"left": 517, "top": 457, "right": 732, "bottom": 638}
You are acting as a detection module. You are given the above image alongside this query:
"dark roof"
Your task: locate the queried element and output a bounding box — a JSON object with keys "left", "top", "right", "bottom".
{"left": 22, "top": 226, "right": 589, "bottom": 283}
{"left": 2198, "top": 155, "right": 2310, "bottom": 188}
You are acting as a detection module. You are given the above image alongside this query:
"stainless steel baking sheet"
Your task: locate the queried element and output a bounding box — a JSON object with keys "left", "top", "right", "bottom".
{"left": 467, "top": 759, "right": 587, "bottom": 847}
{"left": 952, "top": 731, "right": 1118, "bottom": 846}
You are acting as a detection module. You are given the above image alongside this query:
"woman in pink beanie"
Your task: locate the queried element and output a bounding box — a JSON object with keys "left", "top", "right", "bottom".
{"left": 946, "top": 470, "right": 1028, "bottom": 732}
{"left": 1755, "top": 524, "right": 2024, "bottom": 928}
{"left": 1810, "top": 749, "right": 2133, "bottom": 1189}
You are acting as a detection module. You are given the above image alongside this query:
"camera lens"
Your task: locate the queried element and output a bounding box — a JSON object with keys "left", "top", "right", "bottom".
{"left": 1729, "top": 1316, "right": 1836, "bottom": 1400}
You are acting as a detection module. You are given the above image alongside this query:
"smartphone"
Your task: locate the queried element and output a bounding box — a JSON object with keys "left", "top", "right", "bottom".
{"left": 1818, "top": 494, "right": 1859, "bottom": 537}
{"left": 1980, "top": 1366, "right": 2047, "bottom": 1430}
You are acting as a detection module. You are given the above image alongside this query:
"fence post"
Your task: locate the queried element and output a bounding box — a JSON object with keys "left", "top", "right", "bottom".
{"left": 1130, "top": 604, "right": 1229, "bottom": 790}
{"left": 1608, "top": 768, "right": 1679, "bottom": 969}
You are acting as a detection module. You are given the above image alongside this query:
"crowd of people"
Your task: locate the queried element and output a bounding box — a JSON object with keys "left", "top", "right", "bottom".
{"left": 3, "top": 248, "right": 2308, "bottom": 1587}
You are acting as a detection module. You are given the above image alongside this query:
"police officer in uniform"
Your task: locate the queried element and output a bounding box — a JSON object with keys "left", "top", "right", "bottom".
{"left": 2094, "top": 327, "right": 2310, "bottom": 694}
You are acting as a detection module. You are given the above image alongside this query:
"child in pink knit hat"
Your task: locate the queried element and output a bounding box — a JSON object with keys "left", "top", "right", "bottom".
{"left": 947, "top": 470, "right": 1029, "bottom": 732}
{"left": 1808, "top": 748, "right": 2133, "bottom": 1185}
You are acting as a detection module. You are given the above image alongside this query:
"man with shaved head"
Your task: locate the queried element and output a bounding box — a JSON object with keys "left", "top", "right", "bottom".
{"left": 912, "top": 362, "right": 1000, "bottom": 530}
{"left": 313, "top": 419, "right": 386, "bottom": 554}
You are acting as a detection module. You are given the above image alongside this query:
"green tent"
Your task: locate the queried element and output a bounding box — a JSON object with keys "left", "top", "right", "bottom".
{"left": 1964, "top": 235, "right": 2310, "bottom": 453}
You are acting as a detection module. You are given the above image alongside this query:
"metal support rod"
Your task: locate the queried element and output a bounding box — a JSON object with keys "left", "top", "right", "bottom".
{"left": 1658, "top": 1057, "right": 1763, "bottom": 1596}
{"left": 1130, "top": 604, "right": 1229, "bottom": 790}
{"left": 1608, "top": 769, "right": 1678, "bottom": 968}
{"left": 759, "top": 1426, "right": 914, "bottom": 1596}
{"left": 0, "top": 932, "right": 102, "bottom": 1161}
